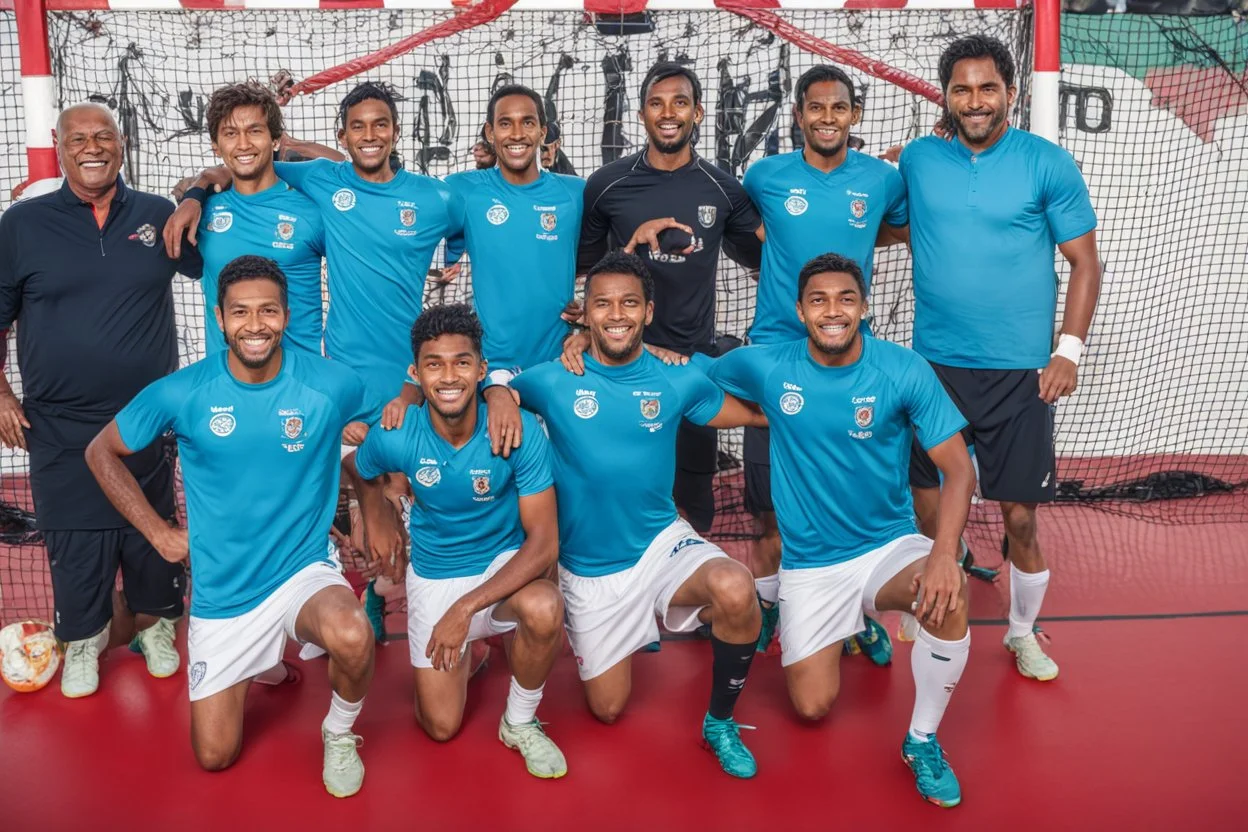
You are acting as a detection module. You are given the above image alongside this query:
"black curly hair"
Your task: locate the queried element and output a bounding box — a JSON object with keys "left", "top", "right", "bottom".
{"left": 410, "top": 303, "right": 484, "bottom": 361}
{"left": 216, "top": 255, "right": 288, "bottom": 310}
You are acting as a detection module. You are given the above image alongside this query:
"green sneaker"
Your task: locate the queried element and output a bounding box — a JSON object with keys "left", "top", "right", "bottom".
{"left": 322, "top": 728, "right": 365, "bottom": 798}
{"left": 756, "top": 596, "right": 779, "bottom": 654}
{"left": 362, "top": 581, "right": 386, "bottom": 643}
{"left": 851, "top": 616, "right": 893, "bottom": 666}
{"left": 701, "top": 714, "right": 757, "bottom": 779}
{"left": 135, "top": 617, "right": 180, "bottom": 678}
{"left": 499, "top": 717, "right": 568, "bottom": 779}
{"left": 1004, "top": 632, "right": 1059, "bottom": 681}
{"left": 902, "top": 733, "right": 961, "bottom": 808}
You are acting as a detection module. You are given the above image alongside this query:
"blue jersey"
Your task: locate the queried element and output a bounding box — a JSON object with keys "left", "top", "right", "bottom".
{"left": 445, "top": 168, "right": 585, "bottom": 371}
{"left": 197, "top": 180, "right": 326, "bottom": 356}
{"left": 743, "top": 150, "right": 906, "bottom": 344}
{"left": 115, "top": 349, "right": 375, "bottom": 618}
{"left": 511, "top": 353, "right": 724, "bottom": 577}
{"left": 900, "top": 128, "right": 1097, "bottom": 369}
{"left": 354, "top": 402, "right": 553, "bottom": 580}
{"left": 273, "top": 159, "right": 463, "bottom": 403}
{"left": 707, "top": 337, "right": 966, "bottom": 570}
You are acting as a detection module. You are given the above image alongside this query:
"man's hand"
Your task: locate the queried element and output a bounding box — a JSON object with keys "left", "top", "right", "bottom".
{"left": 429, "top": 262, "right": 462, "bottom": 284}
{"left": 560, "top": 330, "right": 591, "bottom": 375}
{"left": 382, "top": 396, "right": 410, "bottom": 431}
{"left": 624, "top": 217, "right": 694, "bottom": 256}
{"left": 364, "top": 506, "right": 407, "bottom": 583}
{"left": 644, "top": 344, "right": 689, "bottom": 366}
{"left": 342, "top": 421, "right": 369, "bottom": 446}
{"left": 1038, "top": 355, "right": 1077, "bottom": 404}
{"left": 153, "top": 524, "right": 190, "bottom": 564}
{"left": 0, "top": 393, "right": 30, "bottom": 450}
{"left": 560, "top": 298, "right": 584, "bottom": 326}
{"left": 426, "top": 599, "right": 474, "bottom": 672}
{"left": 163, "top": 199, "right": 203, "bottom": 260}
{"left": 484, "top": 386, "right": 522, "bottom": 459}
{"left": 911, "top": 551, "right": 963, "bottom": 629}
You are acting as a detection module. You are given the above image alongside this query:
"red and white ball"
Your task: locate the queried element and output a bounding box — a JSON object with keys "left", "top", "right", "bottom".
{"left": 0, "top": 619, "right": 61, "bottom": 693}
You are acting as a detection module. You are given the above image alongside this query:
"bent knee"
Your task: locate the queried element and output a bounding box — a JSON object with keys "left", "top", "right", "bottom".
{"left": 195, "top": 743, "right": 241, "bottom": 772}
{"left": 515, "top": 584, "right": 565, "bottom": 638}
{"left": 1001, "top": 504, "right": 1038, "bottom": 543}
{"left": 589, "top": 701, "right": 625, "bottom": 725}
{"left": 791, "top": 691, "right": 838, "bottom": 722}
{"left": 420, "top": 714, "right": 463, "bottom": 743}
{"left": 323, "top": 608, "right": 374, "bottom": 658}
{"left": 707, "top": 564, "right": 757, "bottom": 617}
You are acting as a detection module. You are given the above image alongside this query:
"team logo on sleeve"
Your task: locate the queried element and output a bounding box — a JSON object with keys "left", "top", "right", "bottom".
{"left": 332, "top": 189, "right": 356, "bottom": 211}
{"left": 854, "top": 405, "right": 874, "bottom": 428}
{"left": 129, "top": 223, "right": 157, "bottom": 247}
{"left": 573, "top": 392, "right": 599, "bottom": 419}
{"left": 779, "top": 391, "right": 805, "bottom": 416}
{"left": 540, "top": 212, "right": 557, "bottom": 232}
{"left": 640, "top": 398, "right": 661, "bottom": 420}
{"left": 399, "top": 207, "right": 417, "bottom": 227}
{"left": 486, "top": 204, "right": 510, "bottom": 225}
{"left": 276, "top": 221, "right": 294, "bottom": 241}
{"left": 208, "top": 407, "right": 236, "bottom": 437}
{"left": 697, "top": 205, "right": 717, "bottom": 228}
{"left": 784, "top": 195, "right": 808, "bottom": 216}
{"left": 210, "top": 212, "right": 233, "bottom": 233}
{"left": 415, "top": 466, "right": 442, "bottom": 487}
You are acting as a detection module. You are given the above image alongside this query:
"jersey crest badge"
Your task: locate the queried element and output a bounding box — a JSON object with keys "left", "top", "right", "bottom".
{"left": 540, "top": 212, "right": 557, "bottom": 232}
{"left": 332, "top": 189, "right": 356, "bottom": 211}
{"left": 697, "top": 205, "right": 717, "bottom": 228}
{"left": 209, "top": 412, "right": 236, "bottom": 437}
{"left": 283, "top": 415, "right": 303, "bottom": 439}
{"left": 473, "top": 475, "right": 491, "bottom": 496}
{"left": 130, "top": 223, "right": 157, "bottom": 247}
{"left": 640, "top": 398, "right": 660, "bottom": 420}
{"left": 854, "top": 405, "right": 874, "bottom": 428}
{"left": 779, "top": 391, "right": 805, "bottom": 416}
{"left": 210, "top": 212, "right": 233, "bottom": 233}
{"left": 415, "top": 466, "right": 442, "bottom": 488}
{"left": 276, "top": 221, "right": 294, "bottom": 241}
{"left": 399, "top": 207, "right": 417, "bottom": 227}
{"left": 487, "top": 204, "right": 510, "bottom": 225}
{"left": 850, "top": 198, "right": 867, "bottom": 219}
{"left": 573, "top": 395, "right": 599, "bottom": 419}
{"left": 784, "top": 195, "right": 808, "bottom": 216}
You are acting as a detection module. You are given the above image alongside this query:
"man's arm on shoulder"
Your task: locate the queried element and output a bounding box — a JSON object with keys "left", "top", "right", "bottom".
{"left": 273, "top": 157, "right": 335, "bottom": 191}
{"left": 707, "top": 393, "right": 767, "bottom": 429}
{"left": 277, "top": 135, "right": 345, "bottom": 163}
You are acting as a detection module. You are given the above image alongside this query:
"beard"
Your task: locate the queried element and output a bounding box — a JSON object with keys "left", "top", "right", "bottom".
{"left": 804, "top": 128, "right": 848, "bottom": 159}
{"left": 951, "top": 106, "right": 1007, "bottom": 143}
{"left": 426, "top": 391, "right": 474, "bottom": 422}
{"left": 227, "top": 334, "right": 279, "bottom": 369}
{"left": 648, "top": 123, "right": 695, "bottom": 156}
{"left": 593, "top": 328, "right": 644, "bottom": 362}
{"left": 809, "top": 328, "right": 858, "bottom": 358}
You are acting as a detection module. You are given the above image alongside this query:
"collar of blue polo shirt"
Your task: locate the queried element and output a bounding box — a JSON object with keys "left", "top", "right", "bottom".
{"left": 1052, "top": 333, "right": 1084, "bottom": 366}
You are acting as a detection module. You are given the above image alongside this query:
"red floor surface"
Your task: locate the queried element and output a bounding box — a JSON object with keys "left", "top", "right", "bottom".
{"left": 2, "top": 615, "right": 1245, "bottom": 830}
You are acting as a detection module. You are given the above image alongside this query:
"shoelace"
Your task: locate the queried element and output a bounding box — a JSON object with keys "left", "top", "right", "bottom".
{"left": 325, "top": 733, "right": 363, "bottom": 771}
{"left": 1015, "top": 635, "right": 1052, "bottom": 665}
{"left": 706, "top": 720, "right": 757, "bottom": 759}
{"left": 511, "top": 720, "right": 558, "bottom": 756}
{"left": 909, "top": 739, "right": 950, "bottom": 779}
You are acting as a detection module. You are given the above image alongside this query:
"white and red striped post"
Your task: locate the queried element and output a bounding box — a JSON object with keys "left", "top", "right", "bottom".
{"left": 13, "top": 0, "right": 59, "bottom": 194}
{"left": 1031, "top": 0, "right": 1061, "bottom": 144}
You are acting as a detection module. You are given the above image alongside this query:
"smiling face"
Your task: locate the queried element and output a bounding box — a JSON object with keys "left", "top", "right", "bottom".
{"left": 640, "top": 74, "right": 702, "bottom": 156}
{"left": 56, "top": 105, "right": 124, "bottom": 196}
{"left": 414, "top": 333, "right": 485, "bottom": 422}
{"left": 585, "top": 272, "right": 653, "bottom": 364}
{"left": 339, "top": 98, "right": 396, "bottom": 177}
{"left": 217, "top": 278, "right": 288, "bottom": 371}
{"left": 797, "top": 270, "right": 867, "bottom": 358}
{"left": 485, "top": 94, "right": 544, "bottom": 177}
{"left": 212, "top": 104, "right": 278, "bottom": 182}
{"left": 945, "top": 56, "right": 1015, "bottom": 149}
{"left": 796, "top": 79, "right": 861, "bottom": 161}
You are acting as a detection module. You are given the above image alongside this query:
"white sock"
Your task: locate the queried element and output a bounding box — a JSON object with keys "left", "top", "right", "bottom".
{"left": 253, "top": 662, "right": 289, "bottom": 686}
{"left": 322, "top": 690, "right": 364, "bottom": 736}
{"left": 908, "top": 627, "right": 970, "bottom": 741}
{"left": 90, "top": 623, "right": 111, "bottom": 653}
{"left": 755, "top": 573, "right": 780, "bottom": 605}
{"left": 1007, "top": 563, "right": 1050, "bottom": 640}
{"left": 503, "top": 677, "right": 544, "bottom": 727}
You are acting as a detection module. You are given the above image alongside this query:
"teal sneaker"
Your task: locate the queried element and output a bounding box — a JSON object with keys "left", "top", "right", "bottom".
{"left": 756, "top": 596, "right": 779, "bottom": 654}
{"left": 641, "top": 641, "right": 662, "bottom": 653}
{"left": 851, "top": 616, "right": 893, "bottom": 666}
{"left": 362, "top": 581, "right": 386, "bottom": 643}
{"left": 701, "top": 714, "right": 757, "bottom": 779}
{"left": 901, "top": 733, "right": 961, "bottom": 808}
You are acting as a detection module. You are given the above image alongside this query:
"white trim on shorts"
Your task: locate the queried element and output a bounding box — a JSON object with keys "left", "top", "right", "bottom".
{"left": 778, "top": 533, "right": 931, "bottom": 668}
{"left": 186, "top": 560, "right": 350, "bottom": 701}
{"left": 560, "top": 517, "right": 727, "bottom": 681}
{"left": 406, "top": 549, "right": 519, "bottom": 669}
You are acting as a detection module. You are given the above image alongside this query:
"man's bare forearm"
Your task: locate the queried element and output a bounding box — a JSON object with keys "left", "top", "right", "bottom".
{"left": 85, "top": 438, "right": 170, "bottom": 542}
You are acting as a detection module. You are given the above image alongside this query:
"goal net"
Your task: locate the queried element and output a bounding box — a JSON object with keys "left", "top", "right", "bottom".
{"left": 0, "top": 2, "right": 1244, "bottom": 624}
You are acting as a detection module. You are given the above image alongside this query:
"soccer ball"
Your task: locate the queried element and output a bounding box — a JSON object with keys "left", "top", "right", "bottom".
{"left": 0, "top": 619, "right": 61, "bottom": 693}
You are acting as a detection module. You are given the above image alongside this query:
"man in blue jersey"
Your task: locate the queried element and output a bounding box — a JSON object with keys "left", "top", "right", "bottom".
{"left": 707, "top": 253, "right": 975, "bottom": 808}
{"left": 902, "top": 37, "right": 1100, "bottom": 682}
{"left": 181, "top": 82, "right": 328, "bottom": 356}
{"left": 741, "top": 64, "right": 908, "bottom": 657}
{"left": 86, "top": 256, "right": 377, "bottom": 798}
{"left": 510, "top": 251, "right": 766, "bottom": 779}
{"left": 352, "top": 304, "right": 567, "bottom": 779}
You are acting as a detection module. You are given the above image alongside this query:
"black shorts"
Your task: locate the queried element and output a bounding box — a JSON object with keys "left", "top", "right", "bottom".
{"left": 909, "top": 363, "right": 1056, "bottom": 504}
{"left": 44, "top": 526, "right": 186, "bottom": 642}
{"left": 742, "top": 425, "right": 773, "bottom": 516}
{"left": 674, "top": 418, "right": 717, "bottom": 533}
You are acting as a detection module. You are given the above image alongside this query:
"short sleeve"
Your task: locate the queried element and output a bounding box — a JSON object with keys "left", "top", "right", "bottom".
{"left": 338, "top": 369, "right": 381, "bottom": 426}
{"left": 0, "top": 210, "right": 23, "bottom": 330}
{"left": 115, "top": 376, "right": 180, "bottom": 453}
{"left": 442, "top": 178, "right": 468, "bottom": 265}
{"left": 1042, "top": 148, "right": 1097, "bottom": 245}
{"left": 884, "top": 166, "right": 908, "bottom": 227}
{"left": 354, "top": 420, "right": 404, "bottom": 482}
{"left": 307, "top": 206, "right": 327, "bottom": 258}
{"left": 273, "top": 158, "right": 335, "bottom": 194}
{"left": 512, "top": 413, "right": 554, "bottom": 497}
{"left": 676, "top": 365, "right": 726, "bottom": 427}
{"left": 705, "top": 347, "right": 764, "bottom": 404}
{"left": 509, "top": 366, "right": 551, "bottom": 418}
{"left": 742, "top": 162, "right": 763, "bottom": 205}
{"left": 901, "top": 354, "right": 968, "bottom": 451}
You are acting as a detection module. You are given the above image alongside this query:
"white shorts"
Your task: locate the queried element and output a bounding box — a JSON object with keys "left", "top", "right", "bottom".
{"left": 560, "top": 518, "right": 727, "bottom": 681}
{"left": 779, "top": 534, "right": 931, "bottom": 668}
{"left": 187, "top": 560, "right": 350, "bottom": 701}
{"left": 406, "top": 549, "right": 519, "bottom": 669}
{"left": 340, "top": 443, "right": 359, "bottom": 461}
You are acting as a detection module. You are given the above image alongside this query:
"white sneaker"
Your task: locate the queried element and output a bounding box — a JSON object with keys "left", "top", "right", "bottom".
{"left": 61, "top": 635, "right": 102, "bottom": 698}
{"left": 136, "top": 618, "right": 180, "bottom": 678}
{"left": 322, "top": 728, "right": 365, "bottom": 798}
{"left": 1004, "top": 632, "right": 1059, "bottom": 681}
{"left": 499, "top": 716, "right": 568, "bottom": 779}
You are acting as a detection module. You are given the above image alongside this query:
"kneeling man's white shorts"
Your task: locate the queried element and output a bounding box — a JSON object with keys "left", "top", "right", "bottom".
{"left": 406, "top": 549, "right": 519, "bottom": 669}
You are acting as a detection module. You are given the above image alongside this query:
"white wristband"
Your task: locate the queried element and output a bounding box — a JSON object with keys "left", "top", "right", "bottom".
{"left": 486, "top": 368, "right": 516, "bottom": 389}
{"left": 1052, "top": 333, "right": 1084, "bottom": 366}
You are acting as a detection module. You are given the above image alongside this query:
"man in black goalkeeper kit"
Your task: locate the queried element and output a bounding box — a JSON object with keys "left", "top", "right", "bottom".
{"left": 574, "top": 61, "right": 764, "bottom": 534}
